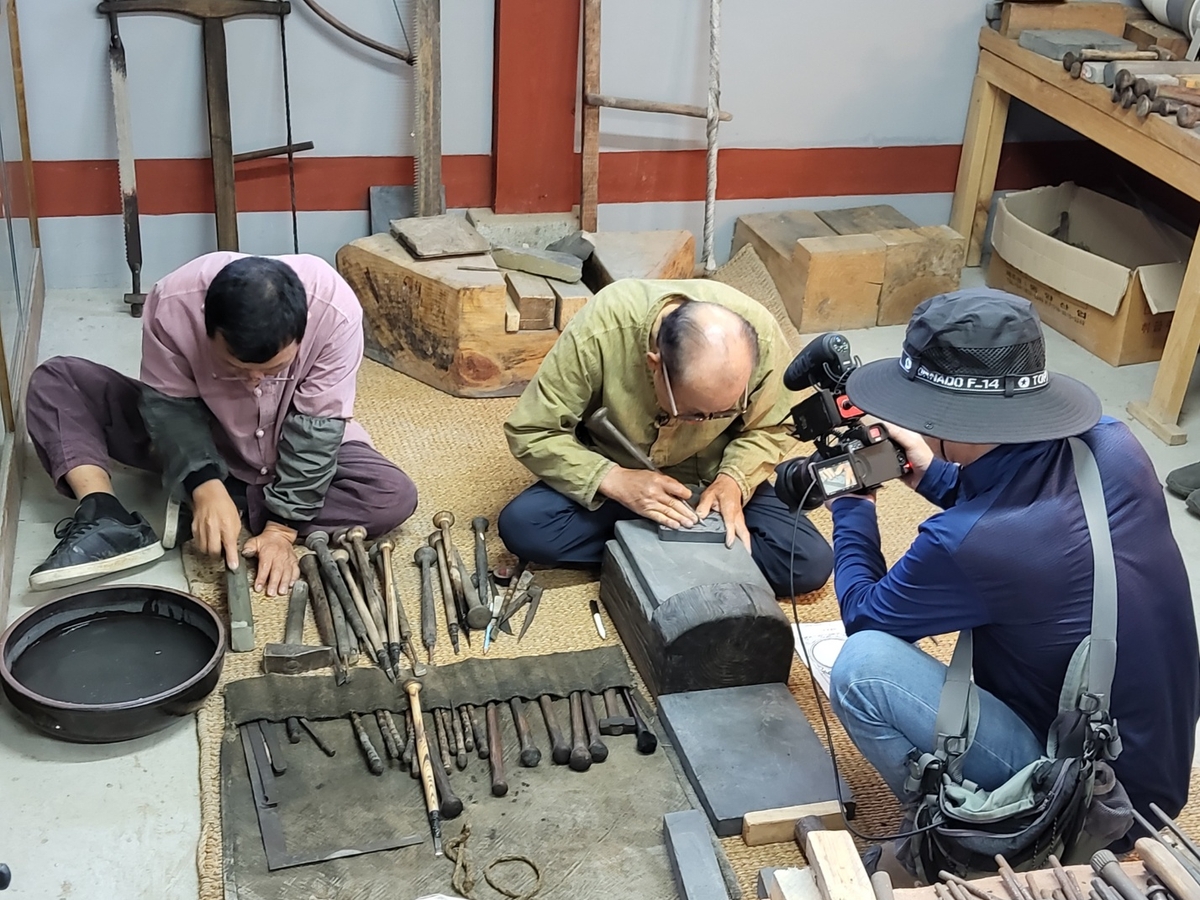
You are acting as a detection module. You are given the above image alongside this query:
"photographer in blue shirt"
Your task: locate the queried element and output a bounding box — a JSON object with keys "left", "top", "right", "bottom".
{"left": 826, "top": 289, "right": 1199, "bottom": 841}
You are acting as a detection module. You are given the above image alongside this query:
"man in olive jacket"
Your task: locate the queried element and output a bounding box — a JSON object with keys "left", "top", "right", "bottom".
{"left": 499, "top": 278, "right": 832, "bottom": 596}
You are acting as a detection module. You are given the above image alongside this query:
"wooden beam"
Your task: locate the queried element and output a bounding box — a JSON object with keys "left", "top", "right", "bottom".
{"left": 999, "top": 1, "right": 1127, "bottom": 38}
{"left": 8, "top": 0, "right": 38, "bottom": 245}
{"left": 741, "top": 801, "right": 843, "bottom": 847}
{"left": 414, "top": 0, "right": 443, "bottom": 216}
{"left": 585, "top": 93, "right": 732, "bottom": 121}
{"left": 803, "top": 830, "right": 875, "bottom": 900}
{"left": 580, "top": 0, "right": 601, "bottom": 231}
{"left": 948, "top": 71, "right": 1009, "bottom": 268}
{"left": 201, "top": 17, "right": 237, "bottom": 251}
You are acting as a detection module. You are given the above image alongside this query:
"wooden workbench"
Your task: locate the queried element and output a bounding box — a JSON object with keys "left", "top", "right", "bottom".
{"left": 950, "top": 27, "right": 1200, "bottom": 445}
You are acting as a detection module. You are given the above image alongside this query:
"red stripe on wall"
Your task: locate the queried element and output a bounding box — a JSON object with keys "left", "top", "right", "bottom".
{"left": 31, "top": 155, "right": 494, "bottom": 219}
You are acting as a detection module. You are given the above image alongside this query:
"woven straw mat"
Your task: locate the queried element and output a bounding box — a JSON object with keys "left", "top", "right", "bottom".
{"left": 182, "top": 247, "right": 1200, "bottom": 900}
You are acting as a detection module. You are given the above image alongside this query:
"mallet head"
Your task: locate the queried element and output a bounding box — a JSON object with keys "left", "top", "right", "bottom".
{"left": 332, "top": 547, "right": 350, "bottom": 564}
{"left": 471, "top": 516, "right": 488, "bottom": 534}
{"left": 347, "top": 525, "right": 368, "bottom": 543}
{"left": 414, "top": 546, "right": 437, "bottom": 567}
{"left": 432, "top": 510, "right": 454, "bottom": 530}
{"left": 305, "top": 530, "right": 331, "bottom": 551}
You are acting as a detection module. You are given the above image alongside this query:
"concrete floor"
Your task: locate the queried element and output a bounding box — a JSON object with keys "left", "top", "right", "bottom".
{"left": 3, "top": 272, "right": 1200, "bottom": 899}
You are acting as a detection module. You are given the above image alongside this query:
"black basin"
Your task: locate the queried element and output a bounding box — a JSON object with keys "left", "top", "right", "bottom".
{"left": 0, "top": 585, "right": 226, "bottom": 743}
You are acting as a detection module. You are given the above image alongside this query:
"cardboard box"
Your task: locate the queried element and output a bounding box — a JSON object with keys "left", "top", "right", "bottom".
{"left": 986, "top": 183, "right": 1189, "bottom": 366}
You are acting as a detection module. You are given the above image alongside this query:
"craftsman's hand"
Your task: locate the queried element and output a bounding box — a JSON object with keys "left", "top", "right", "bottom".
{"left": 883, "top": 422, "right": 936, "bottom": 489}
{"left": 191, "top": 479, "right": 243, "bottom": 570}
{"left": 696, "top": 473, "right": 751, "bottom": 551}
{"left": 599, "top": 467, "right": 699, "bottom": 529}
{"left": 243, "top": 522, "right": 300, "bottom": 597}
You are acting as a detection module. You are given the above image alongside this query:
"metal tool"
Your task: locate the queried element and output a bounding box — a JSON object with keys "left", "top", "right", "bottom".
{"left": 296, "top": 551, "right": 346, "bottom": 684}
{"left": 404, "top": 679, "right": 444, "bottom": 857}
{"left": 433, "top": 710, "right": 452, "bottom": 774}
{"left": 332, "top": 548, "right": 392, "bottom": 679}
{"left": 402, "top": 709, "right": 416, "bottom": 772}
{"left": 428, "top": 532, "right": 460, "bottom": 653}
{"left": 496, "top": 570, "right": 535, "bottom": 629}
{"left": 510, "top": 698, "right": 541, "bottom": 767}
{"left": 1136, "top": 838, "right": 1200, "bottom": 900}
{"left": 623, "top": 687, "right": 658, "bottom": 754}
{"left": 586, "top": 406, "right": 700, "bottom": 513}
{"left": 994, "top": 855, "right": 1035, "bottom": 900}
{"left": 1049, "top": 856, "right": 1087, "bottom": 900}
{"left": 539, "top": 695, "right": 570, "bottom": 765}
{"left": 468, "top": 516, "right": 497, "bottom": 630}
{"left": 580, "top": 692, "right": 608, "bottom": 763}
{"left": 1135, "top": 809, "right": 1200, "bottom": 885}
{"left": 259, "top": 719, "right": 287, "bottom": 775}
{"left": 375, "top": 710, "right": 400, "bottom": 759}
{"left": 240, "top": 722, "right": 418, "bottom": 870}
{"left": 299, "top": 718, "right": 335, "bottom": 757}
{"left": 434, "top": 511, "right": 488, "bottom": 630}
{"left": 263, "top": 580, "right": 334, "bottom": 675}
{"left": 325, "top": 563, "right": 356, "bottom": 666}
{"left": 451, "top": 546, "right": 479, "bottom": 644}
{"left": 567, "top": 692, "right": 592, "bottom": 772}
{"left": 105, "top": 11, "right": 145, "bottom": 317}
{"left": 466, "top": 704, "right": 487, "bottom": 759}
{"left": 375, "top": 538, "right": 420, "bottom": 673}
{"left": 599, "top": 687, "right": 635, "bottom": 735}
{"left": 1151, "top": 802, "right": 1200, "bottom": 866}
{"left": 336, "top": 527, "right": 386, "bottom": 636}
{"left": 305, "top": 531, "right": 365, "bottom": 663}
{"left": 413, "top": 546, "right": 439, "bottom": 664}
{"left": 226, "top": 557, "right": 255, "bottom": 652}
{"left": 349, "top": 712, "right": 384, "bottom": 775}
{"left": 589, "top": 599, "right": 607, "bottom": 639}
{"left": 482, "top": 565, "right": 507, "bottom": 654}
{"left": 458, "top": 707, "right": 475, "bottom": 755}
{"left": 1091, "top": 850, "right": 1149, "bottom": 900}
{"left": 449, "top": 705, "right": 468, "bottom": 769}
{"left": 517, "top": 584, "right": 543, "bottom": 643}
{"left": 486, "top": 701, "right": 508, "bottom": 796}
{"left": 938, "top": 872, "right": 1003, "bottom": 900}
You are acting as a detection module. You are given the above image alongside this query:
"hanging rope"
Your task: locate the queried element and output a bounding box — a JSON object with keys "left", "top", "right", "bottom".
{"left": 703, "top": 0, "right": 721, "bottom": 276}
{"left": 278, "top": 6, "right": 299, "bottom": 254}
{"left": 297, "top": 0, "right": 413, "bottom": 65}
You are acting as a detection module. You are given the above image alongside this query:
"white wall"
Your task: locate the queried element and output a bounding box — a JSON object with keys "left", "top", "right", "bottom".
{"left": 24, "top": 0, "right": 1078, "bottom": 289}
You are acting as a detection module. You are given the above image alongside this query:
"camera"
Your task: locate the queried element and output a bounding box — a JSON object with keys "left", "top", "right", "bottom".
{"left": 774, "top": 333, "right": 911, "bottom": 511}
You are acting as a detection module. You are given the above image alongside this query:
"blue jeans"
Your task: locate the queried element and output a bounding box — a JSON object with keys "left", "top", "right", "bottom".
{"left": 497, "top": 481, "right": 833, "bottom": 596}
{"left": 830, "top": 630, "right": 1044, "bottom": 804}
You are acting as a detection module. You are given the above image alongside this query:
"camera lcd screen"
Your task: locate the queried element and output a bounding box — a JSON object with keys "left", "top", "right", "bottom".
{"left": 814, "top": 458, "right": 860, "bottom": 496}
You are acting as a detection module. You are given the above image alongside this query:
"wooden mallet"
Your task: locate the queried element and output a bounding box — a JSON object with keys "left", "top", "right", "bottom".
{"left": 404, "top": 679, "right": 443, "bottom": 856}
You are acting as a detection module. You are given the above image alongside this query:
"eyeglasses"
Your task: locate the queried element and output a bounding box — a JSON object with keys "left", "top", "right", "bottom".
{"left": 660, "top": 358, "right": 749, "bottom": 423}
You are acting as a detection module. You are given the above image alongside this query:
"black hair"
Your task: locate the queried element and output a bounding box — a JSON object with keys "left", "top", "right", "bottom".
{"left": 657, "top": 297, "right": 759, "bottom": 382}
{"left": 204, "top": 256, "right": 308, "bottom": 363}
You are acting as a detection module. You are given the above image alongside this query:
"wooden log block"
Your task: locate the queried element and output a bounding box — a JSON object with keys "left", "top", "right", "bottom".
{"left": 504, "top": 295, "right": 520, "bottom": 333}
{"left": 336, "top": 234, "right": 560, "bottom": 397}
{"left": 876, "top": 226, "right": 966, "bottom": 326}
{"left": 505, "top": 270, "right": 556, "bottom": 331}
{"left": 793, "top": 235, "right": 886, "bottom": 332}
{"left": 1125, "top": 17, "right": 1190, "bottom": 62}
{"left": 731, "top": 211, "right": 836, "bottom": 312}
{"left": 550, "top": 278, "right": 593, "bottom": 330}
{"left": 586, "top": 230, "right": 696, "bottom": 287}
{"left": 815, "top": 204, "right": 918, "bottom": 236}
{"left": 1000, "top": 1, "right": 1128, "bottom": 38}
{"left": 803, "top": 830, "right": 874, "bottom": 900}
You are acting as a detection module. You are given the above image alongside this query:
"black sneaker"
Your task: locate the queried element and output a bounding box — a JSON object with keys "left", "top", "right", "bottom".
{"left": 29, "top": 502, "right": 164, "bottom": 590}
{"left": 1188, "top": 490, "right": 1200, "bottom": 519}
{"left": 1166, "top": 461, "right": 1200, "bottom": 499}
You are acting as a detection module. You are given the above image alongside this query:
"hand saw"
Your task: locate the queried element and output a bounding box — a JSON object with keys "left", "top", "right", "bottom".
{"left": 106, "top": 13, "right": 144, "bottom": 317}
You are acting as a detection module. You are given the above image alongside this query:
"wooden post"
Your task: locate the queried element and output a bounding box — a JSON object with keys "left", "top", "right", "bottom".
{"left": 201, "top": 17, "right": 237, "bottom": 251}
{"left": 948, "top": 72, "right": 1010, "bottom": 268}
{"left": 580, "top": 0, "right": 601, "bottom": 231}
{"left": 414, "top": 0, "right": 443, "bottom": 216}
{"left": 7, "top": 0, "right": 37, "bottom": 246}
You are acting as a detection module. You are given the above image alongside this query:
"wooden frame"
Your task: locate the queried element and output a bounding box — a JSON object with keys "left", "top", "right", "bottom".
{"left": 951, "top": 27, "right": 1200, "bottom": 445}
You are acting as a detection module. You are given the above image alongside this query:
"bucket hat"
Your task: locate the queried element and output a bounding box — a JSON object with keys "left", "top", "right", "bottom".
{"left": 845, "top": 288, "right": 1102, "bottom": 443}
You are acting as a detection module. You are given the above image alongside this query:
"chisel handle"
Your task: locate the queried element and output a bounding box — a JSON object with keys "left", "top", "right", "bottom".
{"left": 458, "top": 706, "right": 476, "bottom": 754}
{"left": 1137, "top": 839, "right": 1200, "bottom": 900}
{"left": 510, "top": 697, "right": 541, "bottom": 767}
{"left": 450, "top": 705, "right": 469, "bottom": 769}
{"left": 468, "top": 704, "right": 488, "bottom": 759}
{"left": 349, "top": 712, "right": 383, "bottom": 775}
{"left": 487, "top": 701, "right": 508, "bottom": 796}
{"left": 581, "top": 692, "right": 608, "bottom": 763}
{"left": 539, "top": 695, "right": 571, "bottom": 765}
{"left": 568, "top": 691, "right": 592, "bottom": 771}
{"left": 623, "top": 687, "right": 658, "bottom": 754}
{"left": 430, "top": 748, "right": 463, "bottom": 819}
{"left": 405, "top": 680, "right": 444, "bottom": 856}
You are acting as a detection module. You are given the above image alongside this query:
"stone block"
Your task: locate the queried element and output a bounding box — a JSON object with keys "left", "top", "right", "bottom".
{"left": 663, "top": 809, "right": 730, "bottom": 900}
{"left": 493, "top": 246, "right": 584, "bottom": 282}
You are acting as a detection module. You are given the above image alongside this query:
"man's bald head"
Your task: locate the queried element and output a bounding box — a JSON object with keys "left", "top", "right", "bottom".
{"left": 656, "top": 298, "right": 758, "bottom": 411}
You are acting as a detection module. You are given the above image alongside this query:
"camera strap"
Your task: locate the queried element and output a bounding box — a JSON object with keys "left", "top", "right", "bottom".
{"left": 929, "top": 437, "right": 1119, "bottom": 774}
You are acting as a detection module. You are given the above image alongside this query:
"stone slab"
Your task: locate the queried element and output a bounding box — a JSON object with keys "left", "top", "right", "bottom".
{"left": 663, "top": 809, "right": 731, "bottom": 900}
{"left": 614, "top": 519, "right": 767, "bottom": 609}
{"left": 1016, "top": 28, "right": 1134, "bottom": 60}
{"left": 368, "top": 185, "right": 415, "bottom": 236}
{"left": 493, "top": 246, "right": 584, "bottom": 282}
{"left": 815, "top": 204, "right": 918, "bottom": 236}
{"left": 465, "top": 208, "right": 579, "bottom": 249}
{"left": 657, "top": 684, "right": 852, "bottom": 838}
{"left": 389, "top": 214, "right": 491, "bottom": 258}
{"left": 658, "top": 512, "right": 727, "bottom": 543}
{"left": 546, "top": 230, "right": 596, "bottom": 261}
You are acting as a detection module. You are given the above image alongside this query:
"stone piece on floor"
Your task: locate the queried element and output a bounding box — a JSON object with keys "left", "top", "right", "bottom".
{"left": 550, "top": 278, "right": 593, "bottom": 331}
{"left": 465, "top": 208, "right": 579, "bottom": 249}
{"left": 492, "top": 246, "right": 584, "bottom": 283}
{"left": 663, "top": 809, "right": 731, "bottom": 900}
{"left": 505, "top": 271, "right": 556, "bottom": 331}
{"left": 546, "top": 230, "right": 596, "bottom": 261}
{"left": 389, "top": 214, "right": 490, "bottom": 259}
{"left": 1017, "top": 27, "right": 1134, "bottom": 60}
{"left": 656, "top": 683, "right": 852, "bottom": 837}
{"left": 586, "top": 230, "right": 696, "bottom": 286}
{"left": 600, "top": 519, "right": 792, "bottom": 697}
{"left": 336, "top": 234, "right": 560, "bottom": 398}
{"left": 875, "top": 225, "right": 966, "bottom": 326}
{"left": 815, "top": 204, "right": 918, "bottom": 236}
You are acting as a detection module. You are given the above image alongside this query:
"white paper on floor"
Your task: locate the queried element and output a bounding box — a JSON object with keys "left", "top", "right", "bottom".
{"left": 792, "top": 620, "right": 847, "bottom": 696}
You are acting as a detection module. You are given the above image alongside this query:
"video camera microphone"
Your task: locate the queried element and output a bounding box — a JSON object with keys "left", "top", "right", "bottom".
{"left": 782, "top": 332, "right": 854, "bottom": 391}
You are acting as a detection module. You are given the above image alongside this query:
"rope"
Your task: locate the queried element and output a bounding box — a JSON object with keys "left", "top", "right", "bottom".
{"left": 703, "top": 0, "right": 721, "bottom": 276}
{"left": 278, "top": 6, "right": 299, "bottom": 254}
{"left": 444, "top": 822, "right": 543, "bottom": 900}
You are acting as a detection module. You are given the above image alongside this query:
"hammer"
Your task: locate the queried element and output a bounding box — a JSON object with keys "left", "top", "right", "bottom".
{"left": 433, "top": 511, "right": 490, "bottom": 630}
{"left": 296, "top": 550, "right": 347, "bottom": 683}
{"left": 262, "top": 579, "right": 335, "bottom": 675}
{"left": 599, "top": 687, "right": 635, "bottom": 736}
{"left": 467, "top": 516, "right": 496, "bottom": 630}
{"left": 329, "top": 547, "right": 383, "bottom": 669}
{"left": 335, "top": 526, "right": 387, "bottom": 638}
{"left": 428, "top": 532, "right": 461, "bottom": 653}
{"left": 305, "top": 531, "right": 364, "bottom": 663}
{"left": 413, "top": 546, "right": 439, "bottom": 664}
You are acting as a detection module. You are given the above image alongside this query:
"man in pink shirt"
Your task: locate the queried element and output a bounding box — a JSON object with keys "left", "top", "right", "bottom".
{"left": 25, "top": 252, "right": 417, "bottom": 594}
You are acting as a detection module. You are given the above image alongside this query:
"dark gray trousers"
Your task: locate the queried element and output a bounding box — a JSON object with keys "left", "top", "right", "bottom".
{"left": 26, "top": 356, "right": 417, "bottom": 539}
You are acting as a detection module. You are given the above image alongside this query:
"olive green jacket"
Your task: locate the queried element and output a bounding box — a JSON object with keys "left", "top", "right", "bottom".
{"left": 503, "top": 278, "right": 799, "bottom": 510}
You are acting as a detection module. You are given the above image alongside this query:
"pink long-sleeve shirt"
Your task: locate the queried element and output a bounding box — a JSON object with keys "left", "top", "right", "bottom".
{"left": 139, "top": 251, "right": 370, "bottom": 486}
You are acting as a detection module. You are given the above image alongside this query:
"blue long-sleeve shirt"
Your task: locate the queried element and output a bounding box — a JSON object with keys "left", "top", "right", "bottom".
{"left": 830, "top": 417, "right": 1199, "bottom": 818}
